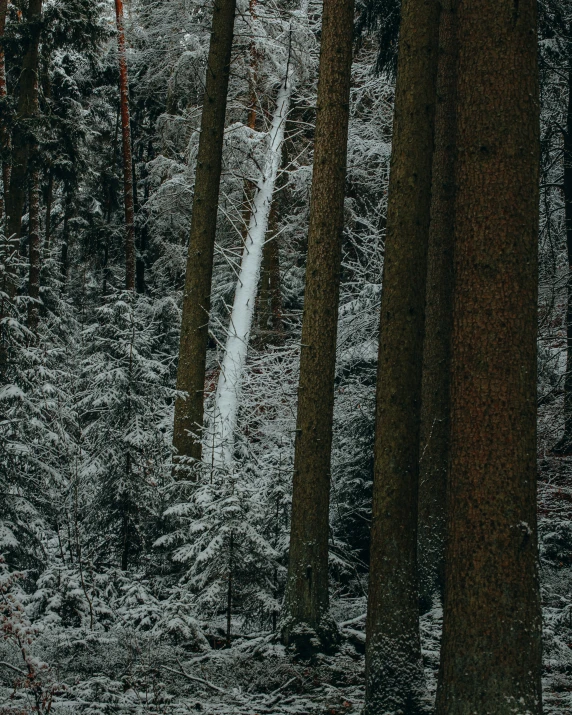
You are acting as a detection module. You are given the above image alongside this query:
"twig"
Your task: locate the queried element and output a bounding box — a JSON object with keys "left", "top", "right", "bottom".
{"left": 267, "top": 676, "right": 298, "bottom": 698}
{"left": 162, "top": 664, "right": 227, "bottom": 695}
{"left": 0, "top": 660, "right": 27, "bottom": 675}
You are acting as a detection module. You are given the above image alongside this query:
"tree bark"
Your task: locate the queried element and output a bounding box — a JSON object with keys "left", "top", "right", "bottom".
{"left": 435, "top": 0, "right": 542, "bottom": 712}
{"left": 560, "top": 56, "right": 572, "bottom": 450}
{"left": 257, "top": 202, "right": 283, "bottom": 346}
{"left": 363, "top": 0, "right": 440, "bottom": 710}
{"left": 114, "top": 0, "right": 136, "bottom": 291}
{"left": 172, "top": 0, "right": 237, "bottom": 463}
{"left": 281, "top": 0, "right": 354, "bottom": 652}
{"left": 5, "top": 0, "right": 42, "bottom": 253}
{"left": 417, "top": 0, "right": 458, "bottom": 615}
{"left": 27, "top": 167, "right": 40, "bottom": 330}
{"left": 5, "top": 0, "right": 42, "bottom": 273}
{"left": 44, "top": 169, "right": 53, "bottom": 250}
{"left": 0, "top": 0, "right": 9, "bottom": 225}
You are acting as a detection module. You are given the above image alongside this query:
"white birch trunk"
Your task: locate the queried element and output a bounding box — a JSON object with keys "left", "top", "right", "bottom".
{"left": 212, "top": 80, "right": 291, "bottom": 467}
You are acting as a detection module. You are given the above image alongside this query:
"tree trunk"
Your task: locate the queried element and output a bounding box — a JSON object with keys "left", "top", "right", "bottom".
{"left": 5, "top": 0, "right": 42, "bottom": 261}
{"left": 257, "top": 202, "right": 283, "bottom": 346}
{"left": 172, "top": 0, "right": 237, "bottom": 463}
{"left": 27, "top": 168, "right": 40, "bottom": 330}
{"left": 281, "top": 0, "right": 354, "bottom": 652}
{"left": 44, "top": 170, "right": 53, "bottom": 250}
{"left": 435, "top": 0, "right": 542, "bottom": 712}
{"left": 114, "top": 0, "right": 136, "bottom": 291}
{"left": 417, "top": 0, "right": 458, "bottom": 615}
{"left": 0, "top": 0, "right": 9, "bottom": 225}
{"left": 212, "top": 78, "right": 291, "bottom": 467}
{"left": 61, "top": 189, "right": 71, "bottom": 281}
{"left": 226, "top": 531, "right": 233, "bottom": 647}
{"left": 560, "top": 57, "right": 572, "bottom": 451}
{"left": 363, "top": 0, "right": 440, "bottom": 710}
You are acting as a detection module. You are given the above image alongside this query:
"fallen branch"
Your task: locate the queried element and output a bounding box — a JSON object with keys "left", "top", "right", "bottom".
{"left": 0, "top": 660, "right": 27, "bottom": 676}
{"left": 268, "top": 676, "right": 298, "bottom": 698}
{"left": 161, "top": 663, "right": 227, "bottom": 695}
{"left": 339, "top": 613, "right": 366, "bottom": 628}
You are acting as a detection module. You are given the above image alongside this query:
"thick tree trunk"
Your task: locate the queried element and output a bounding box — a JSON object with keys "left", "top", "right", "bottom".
{"left": 172, "top": 0, "right": 237, "bottom": 463}
{"left": 114, "top": 0, "right": 136, "bottom": 291}
{"left": 281, "top": 0, "right": 354, "bottom": 652}
{"left": 5, "top": 0, "right": 42, "bottom": 259}
{"left": 363, "top": 0, "right": 440, "bottom": 710}
{"left": 417, "top": 0, "right": 458, "bottom": 615}
{"left": 561, "top": 59, "right": 572, "bottom": 450}
{"left": 27, "top": 168, "right": 40, "bottom": 330}
{"left": 435, "top": 0, "right": 542, "bottom": 713}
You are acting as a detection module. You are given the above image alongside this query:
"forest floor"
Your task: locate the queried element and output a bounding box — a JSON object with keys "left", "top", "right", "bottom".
{"left": 0, "top": 577, "right": 571, "bottom": 713}
{"left": 1, "top": 458, "right": 572, "bottom": 713}
{"left": 0, "top": 598, "right": 443, "bottom": 714}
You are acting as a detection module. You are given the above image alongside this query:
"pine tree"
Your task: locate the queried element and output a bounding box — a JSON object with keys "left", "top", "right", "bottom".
{"left": 435, "top": 0, "right": 543, "bottom": 712}
{"left": 173, "top": 0, "right": 237, "bottom": 463}
{"left": 281, "top": 0, "right": 355, "bottom": 653}
{"left": 363, "top": 0, "right": 440, "bottom": 710}
{"left": 417, "top": 0, "right": 458, "bottom": 614}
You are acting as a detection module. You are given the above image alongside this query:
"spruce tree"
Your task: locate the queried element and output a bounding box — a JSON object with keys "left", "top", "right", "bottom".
{"left": 281, "top": 0, "right": 355, "bottom": 652}
{"left": 435, "top": 0, "right": 543, "bottom": 712}
{"left": 363, "top": 0, "right": 440, "bottom": 710}
{"left": 173, "top": 0, "right": 237, "bottom": 463}
{"left": 417, "top": 0, "right": 458, "bottom": 614}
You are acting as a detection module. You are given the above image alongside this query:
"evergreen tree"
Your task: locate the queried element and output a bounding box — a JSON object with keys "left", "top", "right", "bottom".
{"left": 364, "top": 0, "right": 440, "bottom": 711}
{"left": 282, "top": 0, "right": 355, "bottom": 653}
{"left": 417, "top": 0, "right": 458, "bottom": 614}
{"left": 173, "top": 0, "right": 237, "bottom": 463}
{"left": 435, "top": 0, "right": 543, "bottom": 711}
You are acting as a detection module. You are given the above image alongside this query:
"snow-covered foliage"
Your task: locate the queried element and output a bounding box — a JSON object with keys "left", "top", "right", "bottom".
{"left": 0, "top": 0, "right": 569, "bottom": 711}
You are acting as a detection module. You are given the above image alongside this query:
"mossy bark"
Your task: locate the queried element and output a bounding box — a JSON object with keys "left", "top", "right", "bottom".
{"left": 364, "top": 0, "right": 440, "bottom": 710}
{"left": 173, "top": 0, "right": 237, "bottom": 463}
{"left": 435, "top": 0, "right": 542, "bottom": 712}
{"left": 417, "top": 0, "right": 458, "bottom": 615}
{"left": 282, "top": 0, "right": 354, "bottom": 652}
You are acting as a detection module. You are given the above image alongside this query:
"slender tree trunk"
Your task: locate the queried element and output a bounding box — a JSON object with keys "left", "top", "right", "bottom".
{"left": 0, "top": 0, "right": 9, "bottom": 225}
{"left": 226, "top": 531, "right": 233, "bottom": 647}
{"left": 257, "top": 202, "right": 283, "bottom": 346}
{"left": 61, "top": 189, "right": 71, "bottom": 280}
{"left": 212, "top": 78, "right": 291, "bottom": 467}
{"left": 44, "top": 169, "right": 53, "bottom": 250}
{"left": 5, "top": 0, "right": 42, "bottom": 261}
{"left": 114, "top": 0, "right": 135, "bottom": 291}
{"left": 560, "top": 57, "right": 572, "bottom": 450}
{"left": 281, "top": 0, "right": 354, "bottom": 652}
{"left": 172, "top": 0, "right": 237, "bottom": 463}
{"left": 417, "top": 0, "right": 458, "bottom": 615}
{"left": 435, "top": 0, "right": 542, "bottom": 712}
{"left": 363, "top": 0, "right": 440, "bottom": 710}
{"left": 27, "top": 168, "right": 40, "bottom": 330}
{"left": 0, "top": 0, "right": 11, "bottom": 377}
